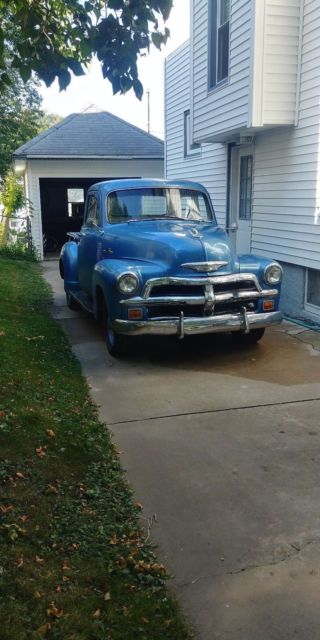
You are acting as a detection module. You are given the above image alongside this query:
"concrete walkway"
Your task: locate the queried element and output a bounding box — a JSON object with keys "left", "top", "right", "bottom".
{"left": 44, "top": 260, "right": 320, "bottom": 640}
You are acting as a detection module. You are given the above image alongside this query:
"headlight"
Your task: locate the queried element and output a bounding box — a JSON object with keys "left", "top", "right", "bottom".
{"left": 264, "top": 263, "right": 283, "bottom": 285}
{"left": 117, "top": 272, "right": 139, "bottom": 295}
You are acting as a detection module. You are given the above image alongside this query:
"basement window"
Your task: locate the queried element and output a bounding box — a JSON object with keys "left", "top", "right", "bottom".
{"left": 306, "top": 269, "right": 320, "bottom": 311}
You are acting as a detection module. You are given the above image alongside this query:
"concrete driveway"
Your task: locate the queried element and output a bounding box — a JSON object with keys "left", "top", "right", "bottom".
{"left": 44, "top": 259, "right": 320, "bottom": 640}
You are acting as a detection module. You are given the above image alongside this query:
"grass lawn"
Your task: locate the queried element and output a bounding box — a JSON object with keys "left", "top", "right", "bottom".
{"left": 0, "top": 256, "right": 192, "bottom": 640}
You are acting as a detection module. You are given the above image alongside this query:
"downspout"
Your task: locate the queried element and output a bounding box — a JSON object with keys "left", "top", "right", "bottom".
{"left": 225, "top": 142, "right": 236, "bottom": 233}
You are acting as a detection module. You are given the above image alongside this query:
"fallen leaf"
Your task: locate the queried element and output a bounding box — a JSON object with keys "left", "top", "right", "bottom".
{"left": 62, "top": 575, "right": 70, "bottom": 582}
{"left": 36, "top": 446, "right": 46, "bottom": 459}
{"left": 47, "top": 484, "right": 57, "bottom": 494}
{"left": 0, "top": 331, "right": 6, "bottom": 337}
{"left": 1, "top": 505, "right": 14, "bottom": 514}
{"left": 16, "top": 472, "right": 26, "bottom": 480}
{"left": 36, "top": 623, "right": 51, "bottom": 637}
{"left": 62, "top": 560, "right": 71, "bottom": 571}
{"left": 122, "top": 606, "right": 129, "bottom": 617}
{"left": 16, "top": 556, "right": 24, "bottom": 568}
{"left": 47, "top": 602, "right": 64, "bottom": 618}
{"left": 0, "top": 410, "right": 5, "bottom": 417}
{"left": 19, "top": 515, "right": 29, "bottom": 523}
{"left": 109, "top": 534, "right": 118, "bottom": 545}
{"left": 117, "top": 556, "right": 126, "bottom": 568}
{"left": 92, "top": 609, "right": 101, "bottom": 619}
{"left": 82, "top": 508, "right": 96, "bottom": 517}
{"left": 142, "top": 617, "right": 149, "bottom": 624}
{"left": 134, "top": 501, "right": 143, "bottom": 510}
{"left": 35, "top": 555, "right": 45, "bottom": 565}
{"left": 46, "top": 429, "right": 55, "bottom": 438}
{"left": 34, "top": 591, "right": 42, "bottom": 599}
{"left": 55, "top": 586, "right": 61, "bottom": 593}
{"left": 104, "top": 592, "right": 111, "bottom": 601}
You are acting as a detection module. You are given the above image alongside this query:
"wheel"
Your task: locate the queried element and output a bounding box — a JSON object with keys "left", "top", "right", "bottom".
{"left": 102, "top": 299, "right": 129, "bottom": 357}
{"left": 66, "top": 289, "right": 79, "bottom": 310}
{"left": 232, "top": 328, "right": 265, "bottom": 346}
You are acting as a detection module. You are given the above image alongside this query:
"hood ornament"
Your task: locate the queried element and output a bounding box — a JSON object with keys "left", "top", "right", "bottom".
{"left": 182, "top": 261, "right": 229, "bottom": 273}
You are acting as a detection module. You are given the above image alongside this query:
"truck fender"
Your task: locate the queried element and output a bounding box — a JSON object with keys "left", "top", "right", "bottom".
{"left": 59, "top": 241, "right": 80, "bottom": 292}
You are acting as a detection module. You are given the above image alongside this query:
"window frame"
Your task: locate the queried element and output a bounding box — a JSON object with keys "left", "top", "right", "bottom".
{"left": 85, "top": 193, "right": 101, "bottom": 228}
{"left": 208, "top": 0, "right": 230, "bottom": 91}
{"left": 238, "top": 155, "right": 253, "bottom": 221}
{"left": 106, "top": 187, "right": 216, "bottom": 224}
{"left": 184, "top": 110, "right": 201, "bottom": 157}
{"left": 305, "top": 268, "right": 320, "bottom": 318}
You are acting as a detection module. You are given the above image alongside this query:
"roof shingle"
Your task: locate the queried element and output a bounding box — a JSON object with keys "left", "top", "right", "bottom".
{"left": 13, "top": 111, "right": 164, "bottom": 158}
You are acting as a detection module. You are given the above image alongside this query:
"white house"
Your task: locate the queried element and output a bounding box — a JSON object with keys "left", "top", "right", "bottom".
{"left": 165, "top": 0, "right": 320, "bottom": 322}
{"left": 14, "top": 110, "right": 164, "bottom": 259}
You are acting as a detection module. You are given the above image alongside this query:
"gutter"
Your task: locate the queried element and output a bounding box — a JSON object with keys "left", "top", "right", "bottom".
{"left": 13, "top": 155, "right": 164, "bottom": 160}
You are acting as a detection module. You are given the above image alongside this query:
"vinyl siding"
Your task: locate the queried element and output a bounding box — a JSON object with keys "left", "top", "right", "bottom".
{"left": 251, "top": 0, "right": 320, "bottom": 269}
{"left": 259, "top": 0, "right": 301, "bottom": 126}
{"left": 192, "top": 0, "right": 252, "bottom": 143}
{"left": 165, "top": 41, "right": 227, "bottom": 226}
{"left": 26, "top": 158, "right": 164, "bottom": 259}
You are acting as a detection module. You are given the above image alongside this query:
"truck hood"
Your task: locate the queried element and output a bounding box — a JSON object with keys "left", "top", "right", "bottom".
{"left": 109, "top": 219, "right": 237, "bottom": 274}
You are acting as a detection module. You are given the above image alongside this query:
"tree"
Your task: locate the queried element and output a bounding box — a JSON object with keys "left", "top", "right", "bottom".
{"left": 0, "top": 0, "right": 173, "bottom": 99}
{"left": 0, "top": 68, "right": 45, "bottom": 181}
{"left": 1, "top": 169, "right": 24, "bottom": 215}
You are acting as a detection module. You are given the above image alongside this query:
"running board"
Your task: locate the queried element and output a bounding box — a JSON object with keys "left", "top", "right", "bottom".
{"left": 70, "top": 290, "right": 94, "bottom": 314}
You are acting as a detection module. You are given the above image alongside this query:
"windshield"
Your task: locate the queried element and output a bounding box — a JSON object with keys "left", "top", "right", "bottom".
{"left": 106, "top": 187, "right": 215, "bottom": 224}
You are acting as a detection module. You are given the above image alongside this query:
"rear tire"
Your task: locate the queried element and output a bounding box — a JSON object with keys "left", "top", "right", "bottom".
{"left": 232, "top": 328, "right": 265, "bottom": 346}
{"left": 102, "top": 299, "right": 129, "bottom": 357}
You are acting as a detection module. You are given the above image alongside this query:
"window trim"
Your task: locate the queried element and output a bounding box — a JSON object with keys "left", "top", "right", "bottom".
{"left": 85, "top": 192, "right": 101, "bottom": 228}
{"left": 208, "top": 0, "right": 230, "bottom": 91}
{"left": 184, "top": 110, "right": 201, "bottom": 157}
{"left": 238, "top": 155, "right": 253, "bottom": 221}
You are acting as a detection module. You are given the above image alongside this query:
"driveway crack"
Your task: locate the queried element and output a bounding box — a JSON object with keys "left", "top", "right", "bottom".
{"left": 225, "top": 539, "right": 320, "bottom": 576}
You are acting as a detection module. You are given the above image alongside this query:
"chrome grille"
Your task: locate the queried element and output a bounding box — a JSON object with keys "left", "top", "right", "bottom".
{"left": 120, "top": 274, "right": 278, "bottom": 320}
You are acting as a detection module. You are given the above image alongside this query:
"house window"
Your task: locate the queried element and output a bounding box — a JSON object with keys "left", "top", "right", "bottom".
{"left": 306, "top": 269, "right": 320, "bottom": 309}
{"left": 209, "top": 0, "right": 230, "bottom": 89}
{"left": 184, "top": 110, "right": 201, "bottom": 157}
{"left": 239, "top": 156, "right": 253, "bottom": 220}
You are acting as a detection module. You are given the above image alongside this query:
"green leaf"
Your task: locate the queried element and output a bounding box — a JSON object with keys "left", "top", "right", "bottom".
{"left": 68, "top": 59, "right": 85, "bottom": 77}
{"left": 19, "top": 66, "right": 32, "bottom": 83}
{"left": 133, "top": 78, "right": 143, "bottom": 101}
{"left": 58, "top": 69, "right": 71, "bottom": 91}
{"left": 151, "top": 32, "right": 164, "bottom": 49}
{"left": 107, "top": 0, "right": 124, "bottom": 9}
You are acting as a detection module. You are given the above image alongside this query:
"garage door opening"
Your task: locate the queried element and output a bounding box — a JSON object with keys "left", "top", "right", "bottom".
{"left": 40, "top": 177, "right": 137, "bottom": 255}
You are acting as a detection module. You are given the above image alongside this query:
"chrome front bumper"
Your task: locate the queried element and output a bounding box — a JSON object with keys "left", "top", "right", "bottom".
{"left": 112, "top": 310, "right": 282, "bottom": 338}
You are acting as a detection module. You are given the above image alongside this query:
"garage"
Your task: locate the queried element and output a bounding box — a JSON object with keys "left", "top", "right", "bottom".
{"left": 13, "top": 109, "right": 164, "bottom": 258}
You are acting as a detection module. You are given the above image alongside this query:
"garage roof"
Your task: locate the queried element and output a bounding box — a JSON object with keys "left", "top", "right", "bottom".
{"left": 13, "top": 111, "right": 164, "bottom": 159}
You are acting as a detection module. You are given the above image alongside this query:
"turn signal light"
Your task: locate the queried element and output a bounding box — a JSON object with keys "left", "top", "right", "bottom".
{"left": 128, "top": 308, "right": 142, "bottom": 320}
{"left": 263, "top": 300, "right": 274, "bottom": 311}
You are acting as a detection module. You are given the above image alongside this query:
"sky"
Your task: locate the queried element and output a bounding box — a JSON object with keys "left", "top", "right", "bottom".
{"left": 39, "top": 0, "right": 190, "bottom": 140}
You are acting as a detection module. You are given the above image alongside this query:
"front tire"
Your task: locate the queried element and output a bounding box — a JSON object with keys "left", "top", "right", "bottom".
{"left": 232, "top": 328, "right": 265, "bottom": 346}
{"left": 66, "top": 289, "right": 79, "bottom": 310}
{"left": 102, "top": 299, "right": 129, "bottom": 357}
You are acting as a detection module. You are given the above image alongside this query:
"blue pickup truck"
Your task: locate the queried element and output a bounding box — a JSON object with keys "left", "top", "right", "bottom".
{"left": 59, "top": 179, "right": 282, "bottom": 356}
